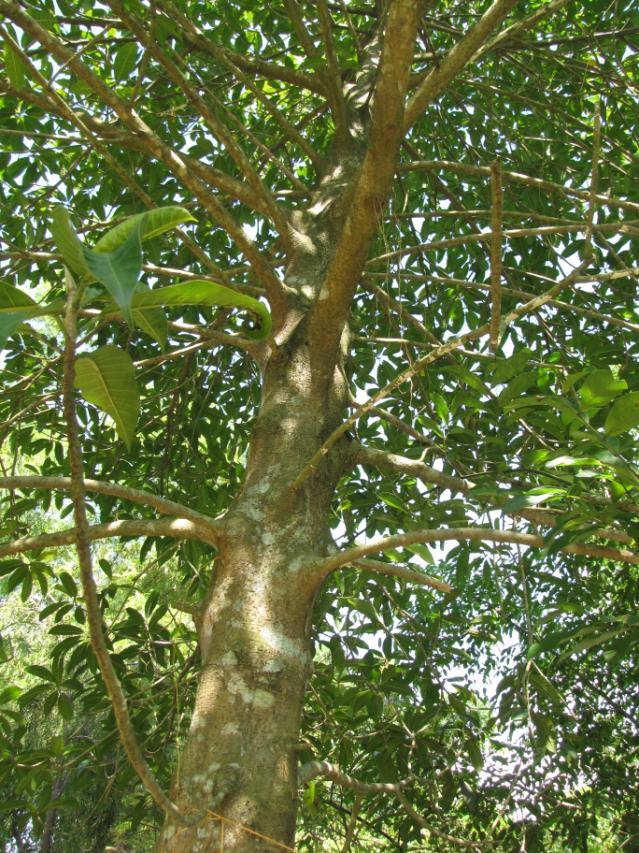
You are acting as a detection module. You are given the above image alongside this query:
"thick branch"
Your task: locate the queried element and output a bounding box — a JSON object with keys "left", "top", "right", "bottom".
{"left": 317, "top": 0, "right": 348, "bottom": 136}
{"left": 352, "top": 444, "right": 471, "bottom": 492}
{"left": 309, "top": 0, "right": 420, "bottom": 373}
{"left": 404, "top": 0, "right": 519, "bottom": 131}
{"left": 475, "top": 0, "right": 570, "bottom": 59}
{"left": 0, "top": 518, "right": 217, "bottom": 559}
{"left": 353, "top": 444, "right": 634, "bottom": 547}
{"left": 353, "top": 558, "right": 453, "bottom": 593}
{"left": 0, "top": 476, "right": 222, "bottom": 538}
{"left": 399, "top": 160, "right": 639, "bottom": 216}
{"left": 311, "top": 527, "right": 639, "bottom": 581}
{"left": 108, "top": 0, "right": 291, "bottom": 245}
{"left": 299, "top": 760, "right": 411, "bottom": 795}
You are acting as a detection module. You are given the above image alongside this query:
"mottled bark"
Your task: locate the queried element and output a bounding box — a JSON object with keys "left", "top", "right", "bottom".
{"left": 157, "top": 316, "right": 351, "bottom": 851}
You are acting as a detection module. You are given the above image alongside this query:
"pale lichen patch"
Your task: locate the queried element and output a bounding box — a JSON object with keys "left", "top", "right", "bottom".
{"left": 254, "top": 688, "right": 275, "bottom": 708}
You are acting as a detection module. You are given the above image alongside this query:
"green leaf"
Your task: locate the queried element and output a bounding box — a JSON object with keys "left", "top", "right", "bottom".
{"left": 579, "top": 369, "right": 627, "bottom": 408}
{"left": 114, "top": 42, "right": 137, "bottom": 81}
{"left": 529, "top": 664, "right": 567, "bottom": 710}
{"left": 604, "top": 391, "right": 639, "bottom": 436}
{"left": 0, "top": 282, "right": 38, "bottom": 349}
{"left": 83, "top": 225, "right": 142, "bottom": 326}
{"left": 57, "top": 571, "right": 78, "bottom": 598}
{"left": 57, "top": 693, "right": 74, "bottom": 721}
{"left": 93, "top": 207, "right": 196, "bottom": 253}
{"left": 466, "top": 738, "right": 483, "bottom": 770}
{"left": 74, "top": 345, "right": 140, "bottom": 449}
{"left": 4, "top": 41, "right": 25, "bottom": 89}
{"left": 50, "top": 208, "right": 91, "bottom": 277}
{"left": 0, "top": 686, "right": 21, "bottom": 705}
{"left": 49, "top": 625, "right": 83, "bottom": 636}
{"left": 132, "top": 279, "right": 271, "bottom": 339}
{"left": 25, "top": 665, "right": 57, "bottom": 683}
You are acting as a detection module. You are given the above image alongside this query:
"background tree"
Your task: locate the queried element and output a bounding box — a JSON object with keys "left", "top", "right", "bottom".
{"left": 1, "top": 0, "right": 639, "bottom": 850}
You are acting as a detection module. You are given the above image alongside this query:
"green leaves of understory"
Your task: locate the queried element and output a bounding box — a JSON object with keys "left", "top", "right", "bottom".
{"left": 2, "top": 206, "right": 272, "bottom": 446}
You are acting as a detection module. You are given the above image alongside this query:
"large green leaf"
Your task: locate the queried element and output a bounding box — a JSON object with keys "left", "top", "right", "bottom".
{"left": 132, "top": 279, "right": 272, "bottom": 339}
{"left": 0, "top": 282, "right": 37, "bottom": 349}
{"left": 50, "top": 208, "right": 91, "bottom": 277}
{"left": 93, "top": 207, "right": 196, "bottom": 253}
{"left": 604, "top": 391, "right": 639, "bottom": 436}
{"left": 83, "top": 225, "right": 142, "bottom": 326}
{"left": 74, "top": 345, "right": 139, "bottom": 449}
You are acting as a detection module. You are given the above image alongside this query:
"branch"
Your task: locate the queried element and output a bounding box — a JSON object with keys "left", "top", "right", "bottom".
{"left": 60, "top": 272, "right": 183, "bottom": 822}
{"left": 475, "top": 0, "right": 571, "bottom": 59}
{"left": 282, "top": 0, "right": 321, "bottom": 60}
{"left": 584, "top": 100, "right": 602, "bottom": 260}
{"left": 308, "top": 0, "right": 420, "bottom": 375}
{"left": 399, "top": 160, "right": 639, "bottom": 216}
{"left": 353, "top": 444, "right": 635, "bottom": 547}
{"left": 352, "top": 444, "right": 471, "bottom": 492}
{"left": 317, "top": 0, "right": 348, "bottom": 136}
{"left": 0, "top": 518, "right": 217, "bottom": 559}
{"left": 353, "top": 558, "right": 453, "bottom": 594}
{"left": 208, "top": 48, "right": 324, "bottom": 173}
{"left": 489, "top": 158, "right": 503, "bottom": 352}
{"left": 363, "top": 404, "right": 439, "bottom": 449}
{"left": 404, "top": 0, "right": 519, "bottom": 131}
{"left": 311, "top": 526, "right": 639, "bottom": 581}
{"left": 299, "top": 760, "right": 411, "bottom": 795}
{"left": 367, "top": 221, "right": 638, "bottom": 267}
{"left": 0, "top": 476, "right": 222, "bottom": 539}
{"left": 366, "top": 270, "right": 639, "bottom": 335}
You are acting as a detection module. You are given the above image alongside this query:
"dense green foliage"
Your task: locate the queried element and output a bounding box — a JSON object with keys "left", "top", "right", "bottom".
{"left": 1, "top": 0, "right": 639, "bottom": 849}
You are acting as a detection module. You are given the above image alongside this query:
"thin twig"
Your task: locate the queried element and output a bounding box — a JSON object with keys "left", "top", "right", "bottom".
{"left": 353, "top": 558, "right": 453, "bottom": 593}
{"left": 0, "top": 475, "right": 223, "bottom": 534}
{"left": 61, "top": 270, "right": 184, "bottom": 822}
{"left": 299, "top": 760, "right": 412, "bottom": 794}
{"left": 489, "top": 158, "right": 503, "bottom": 352}
{"left": 584, "top": 99, "right": 602, "bottom": 260}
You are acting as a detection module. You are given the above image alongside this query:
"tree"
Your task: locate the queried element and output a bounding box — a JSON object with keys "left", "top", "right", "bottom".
{"left": 1, "top": 0, "right": 639, "bottom": 849}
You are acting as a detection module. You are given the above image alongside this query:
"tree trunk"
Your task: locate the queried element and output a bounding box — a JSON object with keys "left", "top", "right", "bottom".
{"left": 157, "top": 319, "right": 350, "bottom": 851}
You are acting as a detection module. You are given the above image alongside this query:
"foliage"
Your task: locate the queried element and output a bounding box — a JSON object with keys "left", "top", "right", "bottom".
{"left": 1, "top": 0, "right": 639, "bottom": 849}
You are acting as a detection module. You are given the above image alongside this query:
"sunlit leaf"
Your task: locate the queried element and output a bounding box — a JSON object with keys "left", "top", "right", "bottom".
{"left": 93, "top": 207, "right": 196, "bottom": 253}
{"left": 84, "top": 225, "right": 142, "bottom": 326}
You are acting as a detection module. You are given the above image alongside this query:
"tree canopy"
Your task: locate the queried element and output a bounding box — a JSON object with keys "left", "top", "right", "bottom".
{"left": 1, "top": 0, "right": 639, "bottom": 850}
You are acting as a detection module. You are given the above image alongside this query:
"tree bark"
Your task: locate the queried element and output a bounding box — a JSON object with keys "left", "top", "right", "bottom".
{"left": 157, "top": 319, "right": 351, "bottom": 851}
